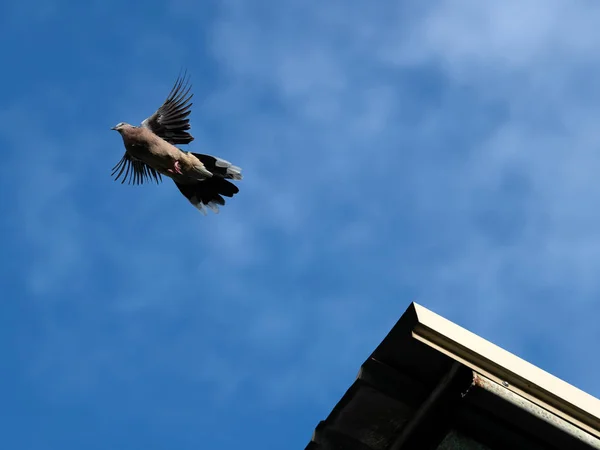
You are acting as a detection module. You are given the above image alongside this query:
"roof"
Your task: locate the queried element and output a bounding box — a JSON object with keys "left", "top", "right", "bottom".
{"left": 305, "top": 302, "right": 600, "bottom": 450}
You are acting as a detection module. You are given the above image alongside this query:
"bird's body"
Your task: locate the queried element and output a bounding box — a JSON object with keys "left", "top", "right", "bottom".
{"left": 111, "top": 74, "right": 242, "bottom": 214}
{"left": 117, "top": 124, "right": 213, "bottom": 182}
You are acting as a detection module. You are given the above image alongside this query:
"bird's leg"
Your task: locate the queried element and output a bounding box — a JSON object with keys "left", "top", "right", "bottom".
{"left": 167, "top": 160, "right": 183, "bottom": 175}
{"left": 173, "top": 160, "right": 183, "bottom": 174}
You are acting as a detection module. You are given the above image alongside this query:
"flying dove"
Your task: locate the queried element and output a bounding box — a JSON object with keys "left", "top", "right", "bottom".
{"left": 111, "top": 73, "right": 242, "bottom": 214}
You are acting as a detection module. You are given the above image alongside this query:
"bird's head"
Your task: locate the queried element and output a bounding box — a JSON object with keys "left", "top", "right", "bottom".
{"left": 111, "top": 122, "right": 132, "bottom": 133}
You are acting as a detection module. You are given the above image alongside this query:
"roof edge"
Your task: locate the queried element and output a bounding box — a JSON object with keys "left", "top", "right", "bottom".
{"left": 408, "top": 302, "right": 600, "bottom": 436}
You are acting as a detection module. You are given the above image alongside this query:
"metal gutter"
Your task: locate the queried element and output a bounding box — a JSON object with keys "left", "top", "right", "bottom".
{"left": 470, "top": 373, "right": 600, "bottom": 449}
{"left": 409, "top": 303, "right": 600, "bottom": 437}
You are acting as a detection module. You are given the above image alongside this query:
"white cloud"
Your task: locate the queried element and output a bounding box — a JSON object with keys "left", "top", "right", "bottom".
{"left": 204, "top": 0, "right": 600, "bottom": 396}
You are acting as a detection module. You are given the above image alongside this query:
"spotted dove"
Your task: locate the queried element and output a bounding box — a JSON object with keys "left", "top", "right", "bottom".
{"left": 111, "top": 73, "right": 242, "bottom": 214}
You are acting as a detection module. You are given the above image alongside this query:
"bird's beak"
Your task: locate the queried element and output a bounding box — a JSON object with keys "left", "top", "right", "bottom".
{"left": 111, "top": 126, "right": 117, "bottom": 131}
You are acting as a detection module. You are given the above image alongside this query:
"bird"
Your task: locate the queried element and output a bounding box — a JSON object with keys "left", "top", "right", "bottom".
{"left": 110, "top": 73, "right": 242, "bottom": 215}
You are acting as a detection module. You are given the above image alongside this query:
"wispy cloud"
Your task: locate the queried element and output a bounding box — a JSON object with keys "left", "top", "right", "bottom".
{"left": 203, "top": 0, "right": 600, "bottom": 397}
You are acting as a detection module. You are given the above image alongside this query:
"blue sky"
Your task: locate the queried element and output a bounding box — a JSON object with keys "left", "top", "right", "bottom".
{"left": 2, "top": 0, "right": 600, "bottom": 448}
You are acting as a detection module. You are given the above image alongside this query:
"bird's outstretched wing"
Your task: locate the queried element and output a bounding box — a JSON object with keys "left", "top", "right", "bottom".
{"left": 111, "top": 152, "right": 162, "bottom": 185}
{"left": 141, "top": 72, "right": 194, "bottom": 145}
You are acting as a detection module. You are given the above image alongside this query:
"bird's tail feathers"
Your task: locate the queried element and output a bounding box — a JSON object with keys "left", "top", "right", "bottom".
{"left": 174, "top": 177, "right": 239, "bottom": 215}
{"left": 191, "top": 153, "right": 243, "bottom": 180}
